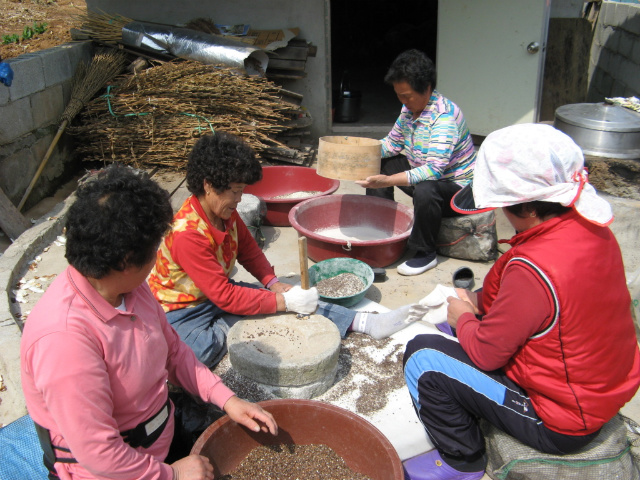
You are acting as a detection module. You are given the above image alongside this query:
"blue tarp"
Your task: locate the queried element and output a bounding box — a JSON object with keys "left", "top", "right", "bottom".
{"left": 0, "top": 414, "right": 48, "bottom": 480}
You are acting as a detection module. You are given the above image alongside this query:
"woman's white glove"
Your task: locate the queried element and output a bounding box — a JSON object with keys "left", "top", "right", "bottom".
{"left": 282, "top": 286, "right": 318, "bottom": 314}
{"left": 408, "top": 284, "right": 459, "bottom": 324}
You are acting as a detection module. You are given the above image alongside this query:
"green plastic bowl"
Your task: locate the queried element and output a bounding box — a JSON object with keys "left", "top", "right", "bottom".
{"left": 308, "top": 257, "right": 374, "bottom": 307}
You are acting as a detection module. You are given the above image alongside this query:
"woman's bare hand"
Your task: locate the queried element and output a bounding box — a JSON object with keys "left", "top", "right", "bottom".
{"left": 447, "top": 297, "right": 476, "bottom": 328}
{"left": 355, "top": 175, "right": 390, "bottom": 189}
{"left": 269, "top": 281, "right": 292, "bottom": 294}
{"left": 171, "top": 454, "right": 214, "bottom": 480}
{"left": 223, "top": 395, "right": 278, "bottom": 435}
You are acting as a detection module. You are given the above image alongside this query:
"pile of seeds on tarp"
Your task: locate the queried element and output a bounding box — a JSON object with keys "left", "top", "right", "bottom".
{"left": 69, "top": 60, "right": 314, "bottom": 169}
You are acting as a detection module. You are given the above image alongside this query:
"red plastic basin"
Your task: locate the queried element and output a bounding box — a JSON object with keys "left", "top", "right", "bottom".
{"left": 288, "top": 194, "right": 414, "bottom": 268}
{"left": 244, "top": 166, "right": 340, "bottom": 226}
{"left": 191, "top": 398, "right": 404, "bottom": 480}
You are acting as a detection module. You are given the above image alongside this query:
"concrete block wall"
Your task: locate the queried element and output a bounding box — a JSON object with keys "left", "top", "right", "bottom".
{"left": 0, "top": 41, "right": 92, "bottom": 212}
{"left": 588, "top": 1, "right": 640, "bottom": 101}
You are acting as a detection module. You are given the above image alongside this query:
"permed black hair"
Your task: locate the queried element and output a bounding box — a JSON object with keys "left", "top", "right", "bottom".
{"left": 65, "top": 165, "right": 173, "bottom": 279}
{"left": 186, "top": 132, "right": 262, "bottom": 196}
{"left": 384, "top": 49, "right": 436, "bottom": 93}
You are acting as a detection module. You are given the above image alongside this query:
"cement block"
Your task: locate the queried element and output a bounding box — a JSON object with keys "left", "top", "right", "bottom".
{"left": 0, "top": 82, "right": 9, "bottom": 107}
{"left": 0, "top": 97, "right": 34, "bottom": 144}
{"left": 620, "top": 59, "right": 640, "bottom": 93}
{"left": 601, "top": 2, "right": 616, "bottom": 27}
{"left": 632, "top": 39, "right": 640, "bottom": 65}
{"left": 621, "top": 6, "right": 640, "bottom": 35}
{"left": 40, "top": 46, "right": 73, "bottom": 88}
{"left": 30, "top": 84, "right": 65, "bottom": 129}
{"left": 618, "top": 30, "right": 636, "bottom": 59}
{"left": 61, "top": 41, "right": 93, "bottom": 73}
{"left": 0, "top": 147, "right": 36, "bottom": 201}
{"left": 614, "top": 2, "right": 640, "bottom": 31}
{"left": 5, "top": 54, "right": 44, "bottom": 101}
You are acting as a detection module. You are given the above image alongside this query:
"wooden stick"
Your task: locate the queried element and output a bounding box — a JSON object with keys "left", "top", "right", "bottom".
{"left": 18, "top": 120, "right": 68, "bottom": 211}
{"left": 298, "top": 236, "right": 309, "bottom": 290}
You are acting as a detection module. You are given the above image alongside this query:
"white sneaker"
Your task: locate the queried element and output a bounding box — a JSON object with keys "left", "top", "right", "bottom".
{"left": 397, "top": 252, "right": 438, "bottom": 276}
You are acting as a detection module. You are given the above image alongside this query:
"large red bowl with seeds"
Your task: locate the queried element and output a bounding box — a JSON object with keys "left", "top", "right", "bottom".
{"left": 191, "top": 398, "right": 404, "bottom": 479}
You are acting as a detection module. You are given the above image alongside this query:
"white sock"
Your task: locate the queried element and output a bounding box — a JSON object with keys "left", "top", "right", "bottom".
{"left": 351, "top": 305, "right": 416, "bottom": 340}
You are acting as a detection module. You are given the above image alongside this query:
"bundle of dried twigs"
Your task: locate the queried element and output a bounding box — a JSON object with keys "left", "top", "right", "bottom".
{"left": 73, "top": 10, "right": 134, "bottom": 44}
{"left": 69, "top": 60, "right": 311, "bottom": 169}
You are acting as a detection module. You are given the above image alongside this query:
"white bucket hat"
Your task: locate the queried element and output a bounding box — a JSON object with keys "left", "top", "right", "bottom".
{"left": 451, "top": 123, "right": 613, "bottom": 226}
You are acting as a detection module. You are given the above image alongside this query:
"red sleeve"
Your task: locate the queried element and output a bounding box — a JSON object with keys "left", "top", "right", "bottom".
{"left": 234, "top": 215, "right": 278, "bottom": 286}
{"left": 457, "top": 263, "right": 554, "bottom": 371}
{"left": 172, "top": 229, "right": 277, "bottom": 315}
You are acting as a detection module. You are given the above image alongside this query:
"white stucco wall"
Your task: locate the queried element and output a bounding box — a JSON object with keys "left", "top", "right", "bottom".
{"left": 86, "top": 0, "right": 331, "bottom": 139}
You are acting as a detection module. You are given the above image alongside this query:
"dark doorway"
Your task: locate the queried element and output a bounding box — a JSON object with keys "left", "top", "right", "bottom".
{"left": 330, "top": 0, "right": 438, "bottom": 128}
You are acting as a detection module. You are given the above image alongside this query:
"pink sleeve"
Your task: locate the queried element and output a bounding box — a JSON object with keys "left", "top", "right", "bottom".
{"left": 26, "top": 332, "right": 174, "bottom": 480}
{"left": 172, "top": 229, "right": 277, "bottom": 315}
{"left": 457, "top": 264, "right": 553, "bottom": 371}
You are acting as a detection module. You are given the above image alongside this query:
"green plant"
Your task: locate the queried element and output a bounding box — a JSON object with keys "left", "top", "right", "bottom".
{"left": 22, "top": 22, "right": 48, "bottom": 41}
{"left": 2, "top": 34, "right": 20, "bottom": 45}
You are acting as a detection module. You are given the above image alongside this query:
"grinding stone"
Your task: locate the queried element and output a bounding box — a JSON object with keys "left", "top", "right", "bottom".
{"left": 227, "top": 313, "right": 341, "bottom": 389}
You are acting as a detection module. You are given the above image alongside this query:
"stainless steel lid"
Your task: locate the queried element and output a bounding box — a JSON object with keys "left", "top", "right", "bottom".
{"left": 555, "top": 103, "right": 640, "bottom": 133}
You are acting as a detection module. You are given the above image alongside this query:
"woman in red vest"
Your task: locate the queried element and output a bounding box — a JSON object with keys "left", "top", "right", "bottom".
{"left": 402, "top": 123, "right": 640, "bottom": 480}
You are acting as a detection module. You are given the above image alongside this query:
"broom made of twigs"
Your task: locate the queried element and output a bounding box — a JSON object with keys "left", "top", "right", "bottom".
{"left": 18, "top": 49, "right": 128, "bottom": 211}
{"left": 73, "top": 10, "right": 134, "bottom": 44}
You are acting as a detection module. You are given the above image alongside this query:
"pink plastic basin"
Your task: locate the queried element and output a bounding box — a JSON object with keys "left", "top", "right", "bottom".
{"left": 244, "top": 166, "right": 340, "bottom": 226}
{"left": 288, "top": 194, "right": 414, "bottom": 268}
{"left": 191, "top": 398, "right": 404, "bottom": 480}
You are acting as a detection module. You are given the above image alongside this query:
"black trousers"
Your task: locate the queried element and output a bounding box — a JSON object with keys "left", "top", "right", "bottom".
{"left": 366, "top": 155, "right": 462, "bottom": 254}
{"left": 403, "top": 334, "right": 599, "bottom": 460}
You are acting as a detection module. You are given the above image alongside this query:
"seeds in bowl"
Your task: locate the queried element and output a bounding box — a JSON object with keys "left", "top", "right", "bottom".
{"left": 315, "top": 273, "right": 364, "bottom": 298}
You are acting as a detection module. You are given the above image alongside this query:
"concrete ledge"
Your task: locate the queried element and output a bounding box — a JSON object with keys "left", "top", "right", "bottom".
{"left": 0, "top": 193, "right": 75, "bottom": 424}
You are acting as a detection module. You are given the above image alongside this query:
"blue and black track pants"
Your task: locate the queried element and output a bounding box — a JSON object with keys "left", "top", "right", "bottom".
{"left": 403, "top": 333, "right": 598, "bottom": 459}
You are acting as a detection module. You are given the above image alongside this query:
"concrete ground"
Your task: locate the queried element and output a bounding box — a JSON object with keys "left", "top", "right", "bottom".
{"left": 1, "top": 155, "right": 640, "bottom": 477}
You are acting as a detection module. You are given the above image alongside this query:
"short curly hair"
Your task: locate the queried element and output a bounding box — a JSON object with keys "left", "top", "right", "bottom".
{"left": 384, "top": 49, "right": 436, "bottom": 93}
{"left": 186, "top": 132, "right": 262, "bottom": 196}
{"left": 65, "top": 165, "right": 173, "bottom": 279}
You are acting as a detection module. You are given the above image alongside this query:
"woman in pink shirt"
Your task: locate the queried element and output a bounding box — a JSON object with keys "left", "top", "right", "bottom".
{"left": 21, "top": 165, "right": 277, "bottom": 480}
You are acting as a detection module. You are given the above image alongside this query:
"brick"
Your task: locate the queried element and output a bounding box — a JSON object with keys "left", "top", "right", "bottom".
{"left": 40, "top": 46, "right": 73, "bottom": 88}
{"left": 5, "top": 54, "right": 44, "bottom": 101}
{"left": 30, "top": 85, "right": 65, "bottom": 129}
{"left": 0, "top": 97, "right": 35, "bottom": 144}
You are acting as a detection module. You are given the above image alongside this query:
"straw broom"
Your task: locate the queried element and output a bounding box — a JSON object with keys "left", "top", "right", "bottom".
{"left": 18, "top": 49, "right": 128, "bottom": 211}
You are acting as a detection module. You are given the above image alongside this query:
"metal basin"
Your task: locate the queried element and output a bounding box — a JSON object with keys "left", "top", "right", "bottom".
{"left": 288, "top": 194, "right": 413, "bottom": 268}
{"left": 554, "top": 103, "right": 640, "bottom": 159}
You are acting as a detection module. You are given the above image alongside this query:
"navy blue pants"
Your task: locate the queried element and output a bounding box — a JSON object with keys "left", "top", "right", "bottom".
{"left": 365, "top": 155, "right": 462, "bottom": 254}
{"left": 403, "top": 334, "right": 598, "bottom": 460}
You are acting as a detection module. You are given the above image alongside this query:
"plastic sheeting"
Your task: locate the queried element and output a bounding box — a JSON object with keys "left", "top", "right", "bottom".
{"left": 0, "top": 414, "right": 48, "bottom": 479}
{"left": 121, "top": 21, "right": 269, "bottom": 76}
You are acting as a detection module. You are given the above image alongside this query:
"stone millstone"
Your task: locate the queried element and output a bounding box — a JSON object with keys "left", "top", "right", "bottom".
{"left": 227, "top": 313, "right": 341, "bottom": 398}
